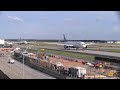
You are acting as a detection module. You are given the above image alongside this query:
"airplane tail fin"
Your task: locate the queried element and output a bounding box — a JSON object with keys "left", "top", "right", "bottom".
{"left": 63, "top": 34, "right": 67, "bottom": 42}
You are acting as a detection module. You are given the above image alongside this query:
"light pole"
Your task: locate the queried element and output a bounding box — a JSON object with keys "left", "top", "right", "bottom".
{"left": 8, "top": 52, "right": 12, "bottom": 73}
{"left": 22, "top": 53, "right": 24, "bottom": 79}
{"left": 22, "top": 47, "right": 29, "bottom": 79}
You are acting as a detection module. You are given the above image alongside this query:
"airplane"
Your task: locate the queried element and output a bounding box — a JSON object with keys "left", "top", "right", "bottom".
{"left": 13, "top": 40, "right": 31, "bottom": 45}
{"left": 0, "top": 40, "right": 13, "bottom": 48}
{"left": 5, "top": 41, "right": 13, "bottom": 45}
{"left": 44, "top": 34, "right": 95, "bottom": 50}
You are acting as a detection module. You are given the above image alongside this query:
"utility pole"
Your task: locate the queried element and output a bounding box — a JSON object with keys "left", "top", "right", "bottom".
{"left": 22, "top": 53, "right": 24, "bottom": 79}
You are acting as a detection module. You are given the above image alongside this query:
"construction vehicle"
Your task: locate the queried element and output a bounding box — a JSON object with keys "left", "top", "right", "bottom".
{"left": 106, "top": 70, "right": 117, "bottom": 77}
{"left": 107, "top": 72, "right": 114, "bottom": 77}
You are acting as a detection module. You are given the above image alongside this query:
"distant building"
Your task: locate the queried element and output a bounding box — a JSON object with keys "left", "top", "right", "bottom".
{"left": 115, "top": 41, "right": 120, "bottom": 43}
{"left": 0, "top": 39, "right": 13, "bottom": 48}
{"left": 0, "top": 39, "right": 5, "bottom": 45}
{"left": 107, "top": 41, "right": 114, "bottom": 44}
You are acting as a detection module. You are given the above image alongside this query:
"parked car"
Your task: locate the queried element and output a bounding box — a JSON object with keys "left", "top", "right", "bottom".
{"left": 86, "top": 62, "right": 94, "bottom": 67}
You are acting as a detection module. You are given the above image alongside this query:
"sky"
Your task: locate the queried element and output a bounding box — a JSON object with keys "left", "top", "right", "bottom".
{"left": 0, "top": 11, "right": 120, "bottom": 40}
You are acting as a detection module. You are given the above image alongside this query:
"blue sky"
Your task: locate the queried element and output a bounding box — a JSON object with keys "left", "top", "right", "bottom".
{"left": 0, "top": 11, "right": 120, "bottom": 40}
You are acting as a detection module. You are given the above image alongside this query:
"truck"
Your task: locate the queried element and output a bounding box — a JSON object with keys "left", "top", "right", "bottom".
{"left": 69, "top": 67, "right": 86, "bottom": 78}
{"left": 9, "top": 59, "right": 15, "bottom": 64}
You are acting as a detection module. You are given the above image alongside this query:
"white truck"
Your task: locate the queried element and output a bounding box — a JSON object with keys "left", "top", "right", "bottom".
{"left": 69, "top": 67, "right": 86, "bottom": 78}
{"left": 86, "top": 62, "right": 94, "bottom": 67}
{"left": 9, "top": 59, "right": 15, "bottom": 64}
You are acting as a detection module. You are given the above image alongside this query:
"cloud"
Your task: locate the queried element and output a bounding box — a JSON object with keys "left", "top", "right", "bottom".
{"left": 96, "top": 16, "right": 104, "bottom": 22}
{"left": 7, "top": 16, "right": 23, "bottom": 22}
{"left": 39, "top": 16, "right": 48, "bottom": 20}
{"left": 113, "top": 26, "right": 120, "bottom": 31}
{"left": 64, "top": 18, "right": 73, "bottom": 21}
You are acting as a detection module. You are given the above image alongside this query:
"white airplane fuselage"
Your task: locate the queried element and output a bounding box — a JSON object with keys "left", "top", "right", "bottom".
{"left": 63, "top": 41, "right": 87, "bottom": 49}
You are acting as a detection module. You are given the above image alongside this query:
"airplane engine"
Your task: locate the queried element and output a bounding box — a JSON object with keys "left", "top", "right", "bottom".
{"left": 83, "top": 45, "right": 87, "bottom": 49}
{"left": 64, "top": 45, "right": 68, "bottom": 49}
{"left": 85, "top": 46, "right": 87, "bottom": 48}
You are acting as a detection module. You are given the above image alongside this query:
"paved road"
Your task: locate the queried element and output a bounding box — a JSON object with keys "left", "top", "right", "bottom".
{"left": 0, "top": 54, "right": 55, "bottom": 79}
{"left": 65, "top": 50, "right": 120, "bottom": 57}
{"left": 88, "top": 47, "right": 120, "bottom": 50}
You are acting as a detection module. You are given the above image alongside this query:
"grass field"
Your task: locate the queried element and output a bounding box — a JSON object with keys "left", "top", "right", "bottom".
{"left": 27, "top": 48, "right": 95, "bottom": 60}
{"left": 28, "top": 42, "right": 120, "bottom": 59}
{"left": 87, "top": 48, "right": 120, "bottom": 53}
{"left": 31, "top": 42, "right": 49, "bottom": 46}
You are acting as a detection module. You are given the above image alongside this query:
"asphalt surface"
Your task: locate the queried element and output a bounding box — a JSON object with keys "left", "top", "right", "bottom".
{"left": 0, "top": 53, "right": 55, "bottom": 79}
{"left": 88, "top": 47, "right": 120, "bottom": 50}
{"left": 15, "top": 44, "right": 120, "bottom": 57}
{"left": 65, "top": 50, "right": 120, "bottom": 57}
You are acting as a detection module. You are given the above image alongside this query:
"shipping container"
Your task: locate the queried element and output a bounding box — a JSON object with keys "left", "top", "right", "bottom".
{"left": 69, "top": 67, "right": 86, "bottom": 78}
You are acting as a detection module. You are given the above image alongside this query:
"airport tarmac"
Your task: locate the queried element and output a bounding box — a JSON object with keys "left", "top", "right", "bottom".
{"left": 13, "top": 44, "right": 120, "bottom": 58}
{"left": 88, "top": 47, "right": 120, "bottom": 50}
{"left": 65, "top": 50, "right": 120, "bottom": 58}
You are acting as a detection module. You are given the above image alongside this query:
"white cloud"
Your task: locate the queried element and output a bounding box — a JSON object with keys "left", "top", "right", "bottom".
{"left": 113, "top": 26, "right": 119, "bottom": 31}
{"left": 39, "top": 16, "right": 48, "bottom": 20}
{"left": 7, "top": 16, "right": 23, "bottom": 22}
{"left": 64, "top": 18, "right": 73, "bottom": 21}
{"left": 96, "top": 16, "right": 104, "bottom": 22}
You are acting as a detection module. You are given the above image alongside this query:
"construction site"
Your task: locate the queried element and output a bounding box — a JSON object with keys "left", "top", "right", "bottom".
{"left": 12, "top": 48, "right": 120, "bottom": 79}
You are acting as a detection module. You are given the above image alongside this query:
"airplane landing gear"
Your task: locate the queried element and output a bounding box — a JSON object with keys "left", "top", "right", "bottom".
{"left": 64, "top": 46, "right": 70, "bottom": 50}
{"left": 64, "top": 45, "right": 67, "bottom": 50}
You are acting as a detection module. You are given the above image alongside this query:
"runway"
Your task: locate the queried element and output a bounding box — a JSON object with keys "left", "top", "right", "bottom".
{"left": 64, "top": 50, "right": 120, "bottom": 58}
{"left": 13, "top": 44, "right": 120, "bottom": 58}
